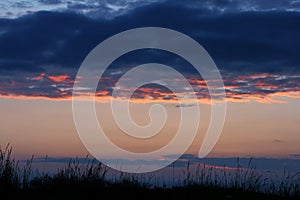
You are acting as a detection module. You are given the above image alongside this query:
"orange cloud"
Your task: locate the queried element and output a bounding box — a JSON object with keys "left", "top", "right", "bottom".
{"left": 236, "top": 73, "right": 271, "bottom": 80}
{"left": 255, "top": 81, "right": 279, "bottom": 89}
{"left": 48, "top": 75, "right": 71, "bottom": 83}
{"left": 224, "top": 85, "right": 241, "bottom": 89}
{"left": 0, "top": 94, "right": 72, "bottom": 101}
{"left": 30, "top": 73, "right": 72, "bottom": 83}
{"left": 31, "top": 73, "right": 46, "bottom": 81}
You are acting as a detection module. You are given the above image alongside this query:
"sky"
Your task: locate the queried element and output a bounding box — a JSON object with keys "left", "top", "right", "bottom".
{"left": 0, "top": 0, "right": 300, "bottom": 168}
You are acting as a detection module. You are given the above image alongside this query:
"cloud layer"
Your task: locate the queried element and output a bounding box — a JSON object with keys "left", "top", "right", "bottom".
{"left": 0, "top": 0, "right": 299, "bottom": 103}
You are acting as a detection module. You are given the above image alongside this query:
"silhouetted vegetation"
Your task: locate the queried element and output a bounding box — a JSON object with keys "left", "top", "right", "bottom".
{"left": 0, "top": 144, "right": 299, "bottom": 199}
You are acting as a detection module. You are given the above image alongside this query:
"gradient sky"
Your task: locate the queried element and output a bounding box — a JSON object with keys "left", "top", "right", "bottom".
{"left": 0, "top": 0, "right": 299, "bottom": 162}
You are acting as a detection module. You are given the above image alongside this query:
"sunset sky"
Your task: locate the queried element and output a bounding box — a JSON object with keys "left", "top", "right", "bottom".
{"left": 0, "top": 0, "right": 299, "bottom": 165}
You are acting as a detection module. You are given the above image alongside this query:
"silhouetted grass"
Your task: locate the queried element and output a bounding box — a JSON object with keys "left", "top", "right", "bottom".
{"left": 0, "top": 144, "right": 299, "bottom": 200}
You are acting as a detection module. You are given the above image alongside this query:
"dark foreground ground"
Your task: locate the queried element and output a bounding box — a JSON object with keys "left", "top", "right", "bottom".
{"left": 2, "top": 181, "right": 300, "bottom": 200}
{"left": 3, "top": 187, "right": 299, "bottom": 200}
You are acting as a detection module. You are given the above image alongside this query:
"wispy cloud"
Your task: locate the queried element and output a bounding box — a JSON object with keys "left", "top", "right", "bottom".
{"left": 1, "top": 0, "right": 300, "bottom": 19}
{"left": 0, "top": 0, "right": 161, "bottom": 19}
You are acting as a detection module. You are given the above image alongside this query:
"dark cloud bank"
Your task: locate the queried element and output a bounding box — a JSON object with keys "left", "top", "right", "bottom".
{"left": 0, "top": 0, "right": 299, "bottom": 100}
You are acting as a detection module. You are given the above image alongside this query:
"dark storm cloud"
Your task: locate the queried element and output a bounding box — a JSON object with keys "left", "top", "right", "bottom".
{"left": 39, "top": 0, "right": 62, "bottom": 4}
{"left": 1, "top": 3, "right": 300, "bottom": 74}
{"left": 0, "top": 11, "right": 97, "bottom": 74}
{"left": 0, "top": 0, "right": 299, "bottom": 99}
{"left": 129, "top": 4, "right": 300, "bottom": 73}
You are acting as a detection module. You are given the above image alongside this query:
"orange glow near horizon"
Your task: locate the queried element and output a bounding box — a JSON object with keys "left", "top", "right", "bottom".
{"left": 0, "top": 89, "right": 299, "bottom": 159}
{"left": 0, "top": 91, "right": 300, "bottom": 104}
{"left": 1, "top": 89, "right": 300, "bottom": 104}
{"left": 1, "top": 73, "right": 299, "bottom": 104}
